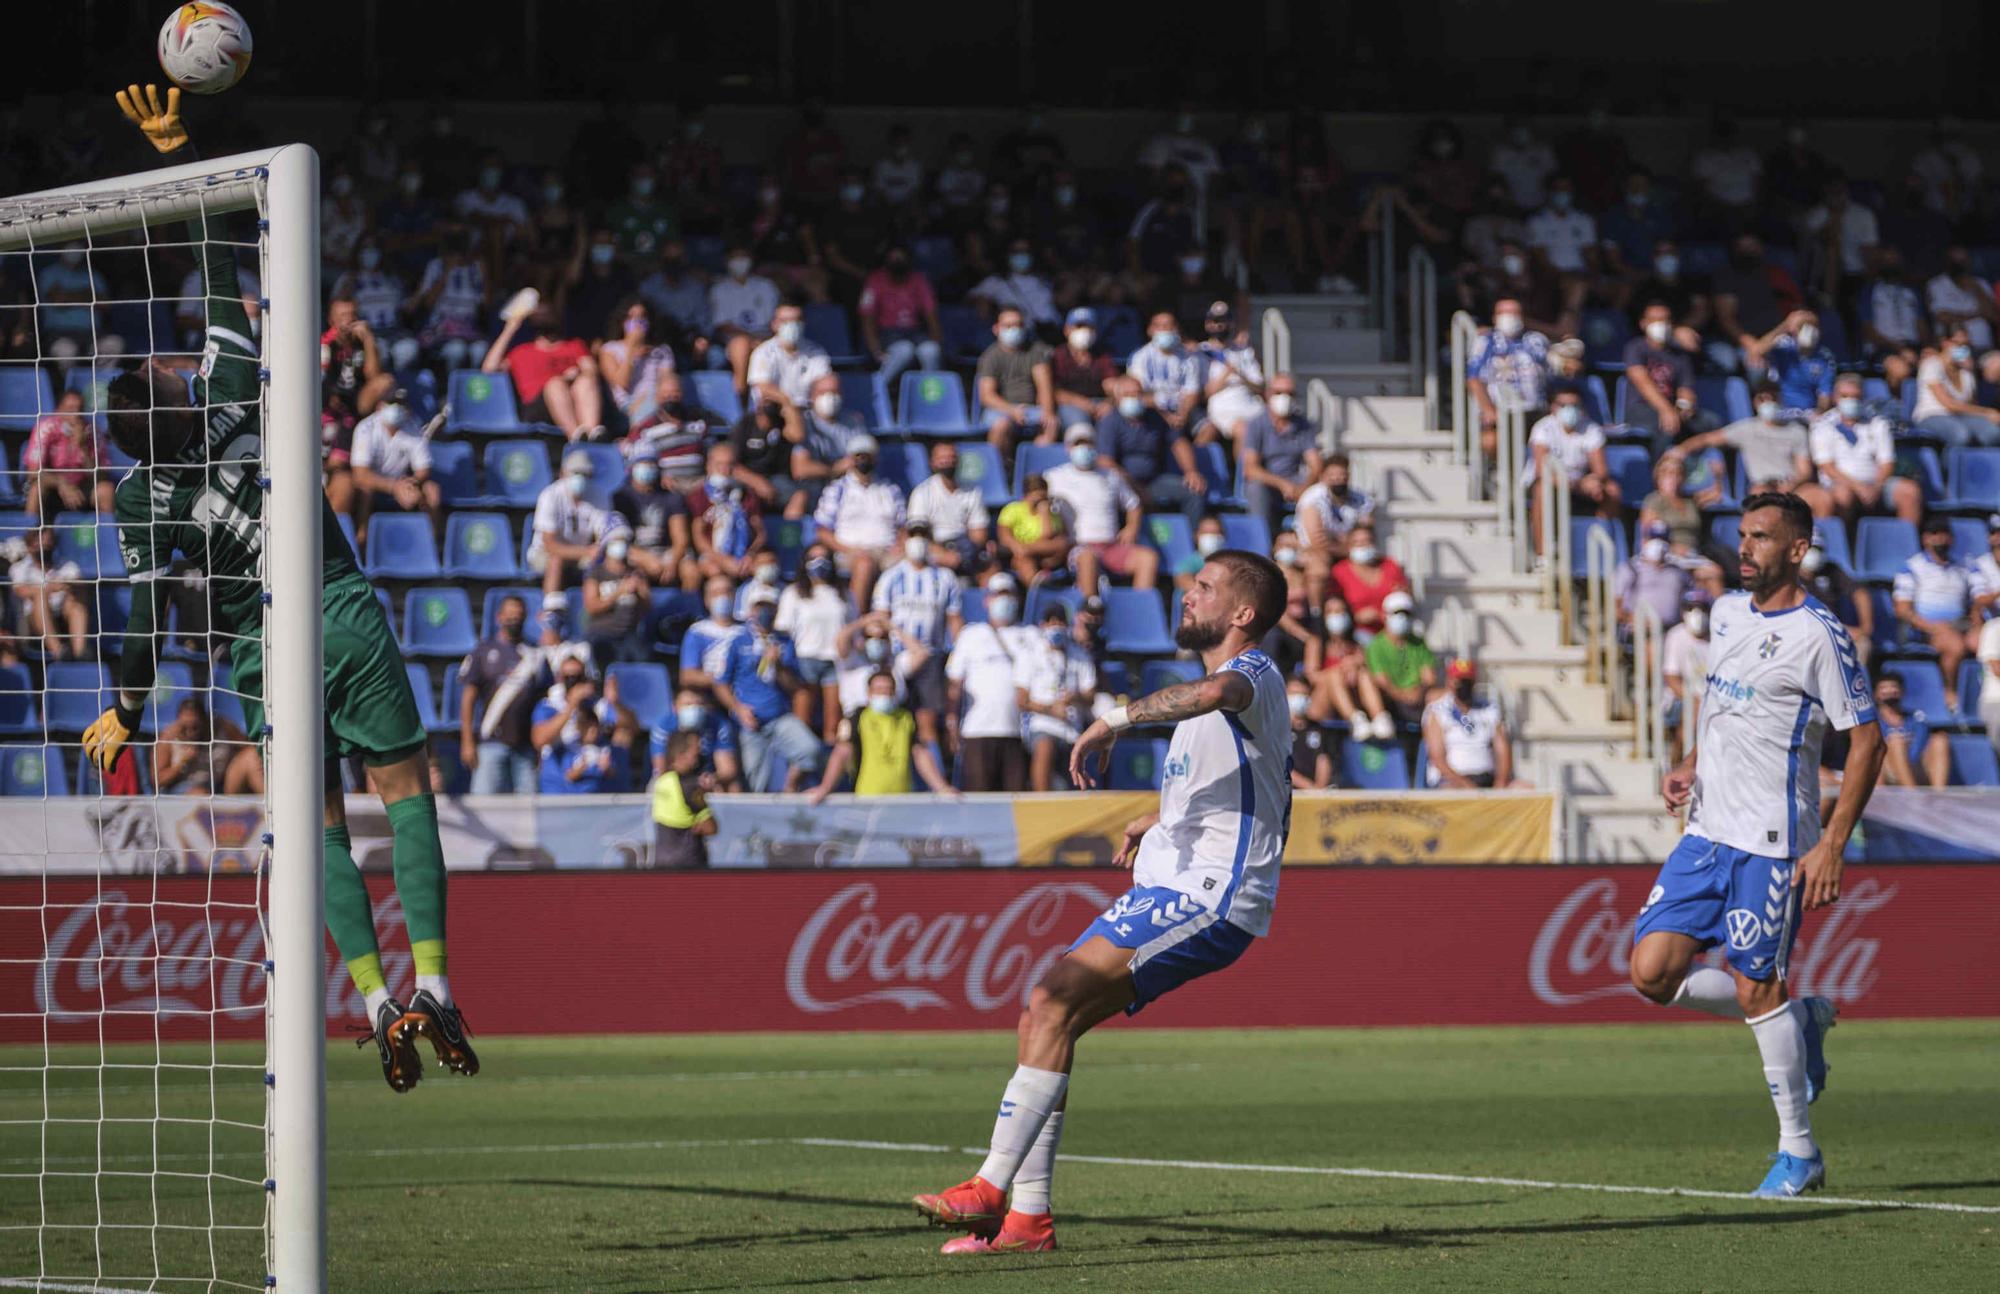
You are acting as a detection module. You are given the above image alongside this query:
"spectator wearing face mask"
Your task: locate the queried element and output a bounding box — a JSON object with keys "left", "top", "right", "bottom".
{"left": 1912, "top": 328, "right": 2000, "bottom": 450}
{"left": 732, "top": 551, "right": 786, "bottom": 621}
{"left": 1926, "top": 246, "right": 1998, "bottom": 353}
{"left": 564, "top": 228, "right": 641, "bottom": 350}
{"left": 1873, "top": 672, "right": 1949, "bottom": 789}
{"left": 531, "top": 653, "right": 641, "bottom": 790}
{"left": 529, "top": 449, "right": 625, "bottom": 595}
{"left": 637, "top": 241, "right": 713, "bottom": 363}
{"left": 807, "top": 669, "right": 960, "bottom": 804}
{"left": 814, "top": 433, "right": 906, "bottom": 607}
{"left": 1524, "top": 176, "right": 1598, "bottom": 278}
{"left": 1046, "top": 424, "right": 1158, "bottom": 599}
{"left": 996, "top": 472, "right": 1071, "bottom": 588}
{"left": 1894, "top": 515, "right": 1982, "bottom": 712}
{"left": 688, "top": 443, "right": 771, "bottom": 582}
{"left": 873, "top": 124, "right": 926, "bottom": 208}
{"left": 1016, "top": 604, "right": 1099, "bottom": 792}
{"left": 1712, "top": 234, "right": 1804, "bottom": 372}
{"left": 1238, "top": 373, "right": 1324, "bottom": 534}
{"left": 782, "top": 373, "right": 869, "bottom": 522}
{"left": 1127, "top": 312, "right": 1203, "bottom": 437}
{"left": 1293, "top": 454, "right": 1373, "bottom": 606}
{"left": 1138, "top": 104, "right": 1222, "bottom": 230}
{"left": 1093, "top": 374, "right": 1208, "bottom": 531}
{"left": 947, "top": 572, "right": 1036, "bottom": 793}
{"left": 458, "top": 595, "right": 546, "bottom": 795}
{"left": 815, "top": 169, "right": 893, "bottom": 303}
{"left": 20, "top": 390, "right": 111, "bottom": 520}
{"left": 1805, "top": 375, "right": 1921, "bottom": 529}
{"left": 708, "top": 585, "right": 826, "bottom": 793}
{"left": 603, "top": 161, "right": 677, "bottom": 259}
{"left": 1489, "top": 118, "right": 1558, "bottom": 212}
{"left": 725, "top": 398, "right": 795, "bottom": 507}
{"left": 346, "top": 395, "right": 441, "bottom": 542}
{"left": 873, "top": 521, "right": 964, "bottom": 749}
{"left": 1622, "top": 302, "right": 1716, "bottom": 449}
{"left": 1173, "top": 516, "right": 1231, "bottom": 590}
{"left": 650, "top": 685, "right": 740, "bottom": 792}
{"left": 1366, "top": 591, "right": 1437, "bottom": 730}
{"left": 969, "top": 240, "right": 1061, "bottom": 333}
{"left": 834, "top": 610, "right": 929, "bottom": 718}
{"left": 1306, "top": 595, "right": 1394, "bottom": 743}
{"left": 597, "top": 300, "right": 677, "bottom": 425}
{"left": 1422, "top": 659, "right": 1518, "bottom": 789}
{"left": 1615, "top": 522, "right": 1691, "bottom": 640}
{"left": 1972, "top": 517, "right": 2000, "bottom": 622}
{"left": 906, "top": 441, "right": 993, "bottom": 575}
{"left": 1752, "top": 310, "right": 1837, "bottom": 414}
{"left": 610, "top": 455, "right": 695, "bottom": 591}
{"left": 709, "top": 247, "right": 782, "bottom": 397}
{"left": 1328, "top": 523, "right": 1408, "bottom": 637}
{"left": 776, "top": 543, "right": 851, "bottom": 741}
{"left": 1856, "top": 249, "right": 1928, "bottom": 394}
{"left": 452, "top": 151, "right": 531, "bottom": 250}
{"left": 649, "top": 730, "right": 717, "bottom": 867}
{"left": 1671, "top": 378, "right": 1813, "bottom": 496}
{"left": 582, "top": 534, "right": 655, "bottom": 665}
{"left": 1466, "top": 297, "right": 1551, "bottom": 451}
{"left": 541, "top": 707, "right": 632, "bottom": 795}
{"left": 748, "top": 302, "right": 833, "bottom": 414}
{"left": 1802, "top": 176, "right": 1880, "bottom": 304}
{"left": 331, "top": 241, "right": 409, "bottom": 351}
{"left": 1623, "top": 239, "right": 1710, "bottom": 349}
{"left": 1526, "top": 384, "right": 1620, "bottom": 558}
{"left": 858, "top": 245, "right": 943, "bottom": 397}
{"left": 484, "top": 304, "right": 602, "bottom": 442}
{"left": 1460, "top": 175, "right": 1527, "bottom": 282}
{"left": 975, "top": 307, "right": 1058, "bottom": 454}
{"left": 627, "top": 371, "right": 723, "bottom": 490}
{"left": 1661, "top": 590, "right": 1711, "bottom": 750}
{"left": 1598, "top": 171, "right": 1677, "bottom": 275}
{"left": 1167, "top": 248, "right": 1236, "bottom": 334}
{"left": 1194, "top": 301, "right": 1264, "bottom": 442}
{"left": 679, "top": 574, "right": 742, "bottom": 689}
{"left": 1126, "top": 165, "right": 1201, "bottom": 287}
{"left": 1050, "top": 308, "right": 1117, "bottom": 435}
{"left": 1287, "top": 678, "right": 1335, "bottom": 790}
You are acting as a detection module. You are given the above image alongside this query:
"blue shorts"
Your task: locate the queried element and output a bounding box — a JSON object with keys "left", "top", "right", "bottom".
{"left": 795, "top": 656, "right": 837, "bottom": 687}
{"left": 1070, "top": 885, "right": 1255, "bottom": 1016}
{"left": 1632, "top": 834, "right": 1803, "bottom": 982}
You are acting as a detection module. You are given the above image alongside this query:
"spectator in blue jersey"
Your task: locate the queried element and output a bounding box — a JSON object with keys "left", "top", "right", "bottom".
{"left": 872, "top": 520, "right": 965, "bottom": 748}
{"left": 531, "top": 653, "right": 640, "bottom": 792}
{"left": 539, "top": 706, "right": 632, "bottom": 795}
{"left": 1873, "top": 671, "right": 1948, "bottom": 788}
{"left": 708, "top": 585, "right": 826, "bottom": 793}
{"left": 1093, "top": 374, "right": 1207, "bottom": 530}
{"left": 1892, "top": 515, "right": 1981, "bottom": 713}
{"left": 1755, "top": 309, "right": 1838, "bottom": 414}
{"left": 1127, "top": 311, "right": 1202, "bottom": 437}
{"left": 678, "top": 573, "right": 741, "bottom": 690}
{"left": 649, "top": 684, "right": 742, "bottom": 792}
{"left": 1466, "top": 297, "right": 1552, "bottom": 456}
{"left": 688, "top": 442, "right": 769, "bottom": 581}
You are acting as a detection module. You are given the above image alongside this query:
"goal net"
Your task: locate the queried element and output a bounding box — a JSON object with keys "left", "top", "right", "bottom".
{"left": 0, "top": 150, "right": 326, "bottom": 1291}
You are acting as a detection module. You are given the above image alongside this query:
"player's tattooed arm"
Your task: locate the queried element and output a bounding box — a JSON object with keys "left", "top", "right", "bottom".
{"left": 1126, "top": 669, "right": 1255, "bottom": 725}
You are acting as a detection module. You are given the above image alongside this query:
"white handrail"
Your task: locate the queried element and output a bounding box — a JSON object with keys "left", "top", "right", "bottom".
{"left": 1499, "top": 403, "right": 1528, "bottom": 570}
{"left": 1449, "top": 310, "right": 1477, "bottom": 466}
{"left": 1634, "top": 605, "right": 1666, "bottom": 765}
{"left": 1306, "top": 377, "right": 1338, "bottom": 455}
{"left": 1379, "top": 205, "right": 1397, "bottom": 351}
{"left": 1584, "top": 526, "right": 1619, "bottom": 689}
{"left": 1539, "top": 466, "right": 1572, "bottom": 614}
{"left": 1409, "top": 247, "right": 1438, "bottom": 430}
{"left": 1261, "top": 307, "right": 1291, "bottom": 378}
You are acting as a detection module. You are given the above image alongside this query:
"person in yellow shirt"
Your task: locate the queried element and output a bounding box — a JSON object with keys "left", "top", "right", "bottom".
{"left": 996, "top": 472, "right": 1071, "bottom": 588}
{"left": 807, "top": 671, "right": 961, "bottom": 803}
{"left": 650, "top": 730, "right": 717, "bottom": 868}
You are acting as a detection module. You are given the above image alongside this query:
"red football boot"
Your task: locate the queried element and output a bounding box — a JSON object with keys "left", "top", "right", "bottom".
{"left": 941, "top": 1210, "right": 1057, "bottom": 1254}
{"left": 911, "top": 1176, "right": 1006, "bottom": 1237}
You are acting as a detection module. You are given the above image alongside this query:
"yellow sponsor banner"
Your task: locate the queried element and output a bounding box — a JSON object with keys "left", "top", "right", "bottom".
{"left": 1010, "top": 790, "right": 1555, "bottom": 867}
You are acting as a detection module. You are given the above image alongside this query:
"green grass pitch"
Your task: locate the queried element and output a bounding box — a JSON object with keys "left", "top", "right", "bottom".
{"left": 4, "top": 1022, "right": 1997, "bottom": 1291}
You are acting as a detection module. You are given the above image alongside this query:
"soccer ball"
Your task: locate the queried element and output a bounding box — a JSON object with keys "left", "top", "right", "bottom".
{"left": 156, "top": 3, "right": 253, "bottom": 95}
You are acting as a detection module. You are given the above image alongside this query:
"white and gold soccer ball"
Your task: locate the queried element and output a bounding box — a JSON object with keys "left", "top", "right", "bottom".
{"left": 157, "top": 3, "right": 253, "bottom": 95}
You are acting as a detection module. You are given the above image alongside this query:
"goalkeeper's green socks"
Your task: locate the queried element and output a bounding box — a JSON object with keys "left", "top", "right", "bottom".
{"left": 386, "top": 793, "right": 452, "bottom": 1007}
{"left": 323, "top": 825, "right": 390, "bottom": 1019}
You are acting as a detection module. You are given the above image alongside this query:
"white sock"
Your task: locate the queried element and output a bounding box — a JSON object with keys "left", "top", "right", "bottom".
{"left": 363, "top": 986, "right": 392, "bottom": 1021}
{"left": 1670, "top": 967, "right": 1745, "bottom": 1019}
{"left": 974, "top": 1065, "right": 1068, "bottom": 1192}
{"left": 416, "top": 973, "right": 452, "bottom": 1006}
{"left": 1748, "top": 1001, "right": 1817, "bottom": 1158}
{"left": 1009, "top": 1111, "right": 1064, "bottom": 1216}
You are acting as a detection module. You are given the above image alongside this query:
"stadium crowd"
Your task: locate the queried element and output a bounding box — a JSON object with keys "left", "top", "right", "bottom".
{"left": 1, "top": 103, "right": 1998, "bottom": 799}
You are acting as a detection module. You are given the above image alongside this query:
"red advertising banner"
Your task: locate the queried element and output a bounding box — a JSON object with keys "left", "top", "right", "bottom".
{"left": 3, "top": 865, "right": 1994, "bottom": 1042}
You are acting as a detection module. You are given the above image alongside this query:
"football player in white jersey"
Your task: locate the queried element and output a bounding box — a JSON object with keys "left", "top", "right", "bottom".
{"left": 913, "top": 551, "right": 1293, "bottom": 1255}
{"left": 1629, "top": 492, "right": 1884, "bottom": 1199}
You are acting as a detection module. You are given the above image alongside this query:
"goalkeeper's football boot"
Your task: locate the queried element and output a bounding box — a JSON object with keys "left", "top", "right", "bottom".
{"left": 354, "top": 997, "right": 422, "bottom": 1093}
{"left": 1751, "top": 1150, "right": 1826, "bottom": 1199}
{"left": 400, "top": 989, "right": 480, "bottom": 1077}
{"left": 1801, "top": 996, "right": 1837, "bottom": 1104}
{"left": 912, "top": 1177, "right": 1006, "bottom": 1237}
{"left": 941, "top": 1210, "right": 1057, "bottom": 1254}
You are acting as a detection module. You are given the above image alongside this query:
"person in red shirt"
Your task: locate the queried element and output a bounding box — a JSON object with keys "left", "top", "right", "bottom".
{"left": 481, "top": 305, "right": 602, "bottom": 441}
{"left": 1327, "top": 523, "right": 1409, "bottom": 635}
{"left": 857, "top": 245, "right": 943, "bottom": 398}
{"left": 1050, "top": 307, "right": 1117, "bottom": 436}
{"left": 22, "top": 390, "right": 113, "bottom": 516}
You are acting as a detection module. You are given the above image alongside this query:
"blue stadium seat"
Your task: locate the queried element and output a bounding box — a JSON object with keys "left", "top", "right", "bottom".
{"left": 442, "top": 512, "right": 521, "bottom": 581}
{"left": 1096, "top": 306, "right": 1143, "bottom": 359}
{"left": 1884, "top": 660, "right": 1949, "bottom": 725}
{"left": 1603, "top": 445, "right": 1655, "bottom": 510}
{"left": 576, "top": 443, "right": 627, "bottom": 504}
{"left": 1958, "top": 659, "right": 1983, "bottom": 723}
{"left": 64, "top": 363, "right": 123, "bottom": 410}
{"left": 1949, "top": 734, "right": 2000, "bottom": 788}
{"left": 0, "top": 366, "right": 56, "bottom": 431}
{"left": 445, "top": 370, "right": 527, "bottom": 435}
{"left": 1854, "top": 517, "right": 1918, "bottom": 583}
{"left": 1144, "top": 514, "right": 1196, "bottom": 570}
{"left": 838, "top": 371, "right": 891, "bottom": 429}
{"left": 434, "top": 662, "right": 464, "bottom": 734}
{"left": 1221, "top": 513, "right": 1272, "bottom": 555}
{"left": 1097, "top": 659, "right": 1133, "bottom": 699}
{"left": 879, "top": 440, "right": 930, "bottom": 494}
{"left": 52, "top": 512, "right": 124, "bottom": 580}
{"left": 1707, "top": 513, "right": 1740, "bottom": 555}
{"left": 1582, "top": 375, "right": 1613, "bottom": 426}
{"left": 1811, "top": 520, "right": 1854, "bottom": 575}
{"left": 405, "top": 663, "right": 443, "bottom": 733}
{"left": 1107, "top": 738, "right": 1168, "bottom": 791}
{"left": 481, "top": 586, "right": 543, "bottom": 639}
{"left": 426, "top": 439, "right": 482, "bottom": 507}
{"left": 1569, "top": 517, "right": 1628, "bottom": 573}
{"left": 1948, "top": 518, "right": 1986, "bottom": 565}
{"left": 43, "top": 662, "right": 109, "bottom": 735}
{"left": 209, "top": 662, "right": 248, "bottom": 734}
{"left": 898, "top": 372, "right": 976, "bottom": 435}
{"left": 0, "top": 442, "right": 21, "bottom": 506}
{"left": 689, "top": 371, "right": 743, "bottom": 422}
{"left": 1139, "top": 659, "right": 1203, "bottom": 695}
{"left": 0, "top": 511, "right": 34, "bottom": 546}
{"left": 91, "top": 581, "right": 132, "bottom": 657}
{"left": 1580, "top": 309, "right": 1633, "bottom": 372}
{"left": 334, "top": 510, "right": 360, "bottom": 565}
{"left": 1193, "top": 442, "right": 1239, "bottom": 505}
{"left": 395, "top": 367, "right": 442, "bottom": 425}
{"left": 482, "top": 439, "right": 554, "bottom": 508}
{"left": 1905, "top": 446, "right": 1947, "bottom": 505}
{"left": 139, "top": 662, "right": 197, "bottom": 735}
{"left": 0, "top": 663, "right": 38, "bottom": 737}
{"left": 402, "top": 587, "right": 477, "bottom": 658}
{"left": 608, "top": 662, "right": 672, "bottom": 733}
{"left": 1947, "top": 448, "right": 2000, "bottom": 510}
{"left": 960, "top": 587, "right": 988, "bottom": 625}
{"left": 954, "top": 441, "right": 1011, "bottom": 509}
{"left": 1611, "top": 377, "right": 1633, "bottom": 425}
{"left": 937, "top": 304, "right": 990, "bottom": 362}
{"left": 1101, "top": 587, "right": 1175, "bottom": 656}
{"left": 802, "top": 303, "right": 862, "bottom": 366}
{"left": 768, "top": 516, "right": 816, "bottom": 581}
{"left": 1010, "top": 443, "right": 1070, "bottom": 496}
{"left": 1341, "top": 736, "right": 1411, "bottom": 790}
{"left": 910, "top": 235, "right": 957, "bottom": 284}
{"left": 0, "top": 744, "right": 68, "bottom": 796}
{"left": 375, "top": 589, "right": 399, "bottom": 652}
{"left": 364, "top": 512, "right": 442, "bottom": 581}
{"left": 1026, "top": 583, "right": 1082, "bottom": 629}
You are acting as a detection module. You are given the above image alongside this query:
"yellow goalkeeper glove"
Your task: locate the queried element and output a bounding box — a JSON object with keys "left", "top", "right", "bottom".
{"left": 115, "top": 83, "right": 188, "bottom": 155}
{"left": 82, "top": 701, "right": 144, "bottom": 775}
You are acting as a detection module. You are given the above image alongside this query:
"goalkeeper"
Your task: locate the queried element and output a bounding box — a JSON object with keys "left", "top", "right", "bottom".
{"left": 86, "top": 85, "right": 475, "bottom": 1094}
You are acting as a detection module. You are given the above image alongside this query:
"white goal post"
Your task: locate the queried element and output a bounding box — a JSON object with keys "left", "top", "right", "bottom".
{"left": 0, "top": 146, "right": 326, "bottom": 1291}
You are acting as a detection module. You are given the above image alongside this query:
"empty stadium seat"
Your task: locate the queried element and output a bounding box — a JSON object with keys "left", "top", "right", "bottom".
{"left": 769, "top": 517, "right": 816, "bottom": 580}
{"left": 402, "top": 587, "right": 477, "bottom": 658}
{"left": 364, "top": 512, "right": 443, "bottom": 581}
{"left": 0, "top": 744, "right": 68, "bottom": 796}
{"left": 879, "top": 440, "right": 930, "bottom": 494}
{"left": 1958, "top": 659, "right": 1983, "bottom": 722}
{"left": 1949, "top": 518, "right": 1986, "bottom": 565}
{"left": 42, "top": 662, "right": 109, "bottom": 736}
{"left": 1602, "top": 444, "right": 1655, "bottom": 510}
{"left": 334, "top": 510, "right": 360, "bottom": 565}
{"left": 899, "top": 372, "right": 976, "bottom": 435}
{"left": 1569, "top": 517, "right": 1628, "bottom": 573}
{"left": 954, "top": 441, "right": 1010, "bottom": 509}
{"left": 406, "top": 663, "right": 444, "bottom": 733}
{"left": 0, "top": 443, "right": 20, "bottom": 506}
{"left": 445, "top": 370, "right": 527, "bottom": 435}
{"left": 0, "top": 366, "right": 57, "bottom": 431}
{"left": 937, "top": 304, "right": 990, "bottom": 362}
{"left": 689, "top": 371, "right": 744, "bottom": 422}
{"left": 837, "top": 371, "right": 891, "bottom": 429}
{"left": 1580, "top": 309, "right": 1633, "bottom": 372}
{"left": 1582, "top": 375, "right": 1613, "bottom": 426}
{"left": 1947, "top": 448, "right": 2000, "bottom": 509}
{"left": 1144, "top": 514, "right": 1196, "bottom": 570}
{"left": 802, "top": 303, "right": 863, "bottom": 366}
{"left": 607, "top": 662, "right": 672, "bottom": 732}
{"left": 1220, "top": 513, "right": 1272, "bottom": 554}
{"left": 481, "top": 586, "right": 544, "bottom": 639}
{"left": 483, "top": 439, "right": 555, "bottom": 508}
{"left": 1010, "top": 443, "right": 1070, "bottom": 496}
{"left": 1101, "top": 587, "right": 1175, "bottom": 656}
{"left": 1341, "top": 737, "right": 1411, "bottom": 790}
{"left": 1026, "top": 583, "right": 1082, "bottom": 629}
{"left": 1884, "top": 660, "right": 1949, "bottom": 724}
{"left": 1905, "top": 446, "right": 1947, "bottom": 504}
{"left": 139, "top": 662, "right": 197, "bottom": 735}
{"left": 1107, "top": 738, "right": 1168, "bottom": 791}
{"left": 0, "top": 664, "right": 38, "bottom": 737}
{"left": 0, "top": 511, "right": 33, "bottom": 546}
{"left": 209, "top": 663, "right": 248, "bottom": 733}
{"left": 1949, "top": 734, "right": 2000, "bottom": 787}
{"left": 442, "top": 513, "right": 521, "bottom": 581}
{"left": 1139, "top": 659, "right": 1203, "bottom": 695}
{"left": 1811, "top": 520, "right": 1854, "bottom": 574}
{"left": 1694, "top": 376, "right": 1752, "bottom": 424}
{"left": 434, "top": 662, "right": 464, "bottom": 734}
{"left": 52, "top": 512, "right": 124, "bottom": 580}
{"left": 1097, "top": 659, "right": 1133, "bottom": 699}
{"left": 426, "top": 438, "right": 483, "bottom": 507}
{"left": 1854, "top": 517, "right": 1918, "bottom": 582}
{"left": 960, "top": 587, "right": 988, "bottom": 625}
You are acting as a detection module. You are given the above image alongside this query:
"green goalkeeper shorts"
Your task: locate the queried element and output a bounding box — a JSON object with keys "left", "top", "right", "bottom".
{"left": 231, "top": 574, "right": 428, "bottom": 765}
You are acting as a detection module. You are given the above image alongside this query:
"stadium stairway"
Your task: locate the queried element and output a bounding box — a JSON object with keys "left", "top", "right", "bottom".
{"left": 1289, "top": 331, "right": 1683, "bottom": 862}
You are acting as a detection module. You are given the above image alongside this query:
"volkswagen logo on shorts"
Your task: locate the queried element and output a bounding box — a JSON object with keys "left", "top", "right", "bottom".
{"left": 1725, "top": 907, "right": 1761, "bottom": 950}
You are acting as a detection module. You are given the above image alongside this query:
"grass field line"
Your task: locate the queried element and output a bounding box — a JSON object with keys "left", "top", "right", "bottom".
{"left": 790, "top": 1136, "right": 2000, "bottom": 1216}
{"left": 0, "top": 1280, "right": 173, "bottom": 1294}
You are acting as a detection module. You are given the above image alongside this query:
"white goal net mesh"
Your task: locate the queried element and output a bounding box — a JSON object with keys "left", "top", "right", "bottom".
{"left": 0, "top": 170, "right": 280, "bottom": 1291}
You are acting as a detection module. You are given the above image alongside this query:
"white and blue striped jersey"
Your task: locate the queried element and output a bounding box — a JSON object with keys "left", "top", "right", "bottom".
{"left": 1686, "top": 592, "right": 1873, "bottom": 860}
{"left": 1131, "top": 648, "right": 1293, "bottom": 937}
{"left": 1125, "top": 343, "right": 1202, "bottom": 412}
{"left": 871, "top": 559, "right": 961, "bottom": 648}
{"left": 1890, "top": 551, "right": 1977, "bottom": 623}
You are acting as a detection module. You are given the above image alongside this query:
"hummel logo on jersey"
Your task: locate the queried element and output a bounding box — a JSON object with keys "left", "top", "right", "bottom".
{"left": 1757, "top": 632, "right": 1782, "bottom": 659}
{"left": 998, "top": 1100, "right": 1016, "bottom": 1118}
{"left": 1148, "top": 895, "right": 1202, "bottom": 928}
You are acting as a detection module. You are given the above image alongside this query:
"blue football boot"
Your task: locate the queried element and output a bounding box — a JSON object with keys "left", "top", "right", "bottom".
{"left": 1801, "top": 996, "right": 1837, "bottom": 1104}
{"left": 1752, "top": 1150, "right": 1826, "bottom": 1199}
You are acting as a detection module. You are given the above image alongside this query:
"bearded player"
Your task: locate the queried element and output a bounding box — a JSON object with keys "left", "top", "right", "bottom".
{"left": 912, "top": 550, "right": 1293, "bottom": 1254}
{"left": 1630, "top": 491, "right": 1883, "bottom": 1197}
{"left": 84, "top": 85, "right": 476, "bottom": 1092}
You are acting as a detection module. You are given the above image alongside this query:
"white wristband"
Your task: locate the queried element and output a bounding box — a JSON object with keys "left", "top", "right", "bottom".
{"left": 1104, "top": 705, "right": 1132, "bottom": 732}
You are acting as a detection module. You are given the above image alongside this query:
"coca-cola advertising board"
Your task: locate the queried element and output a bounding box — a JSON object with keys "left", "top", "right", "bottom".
{"left": 3, "top": 864, "right": 1992, "bottom": 1042}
